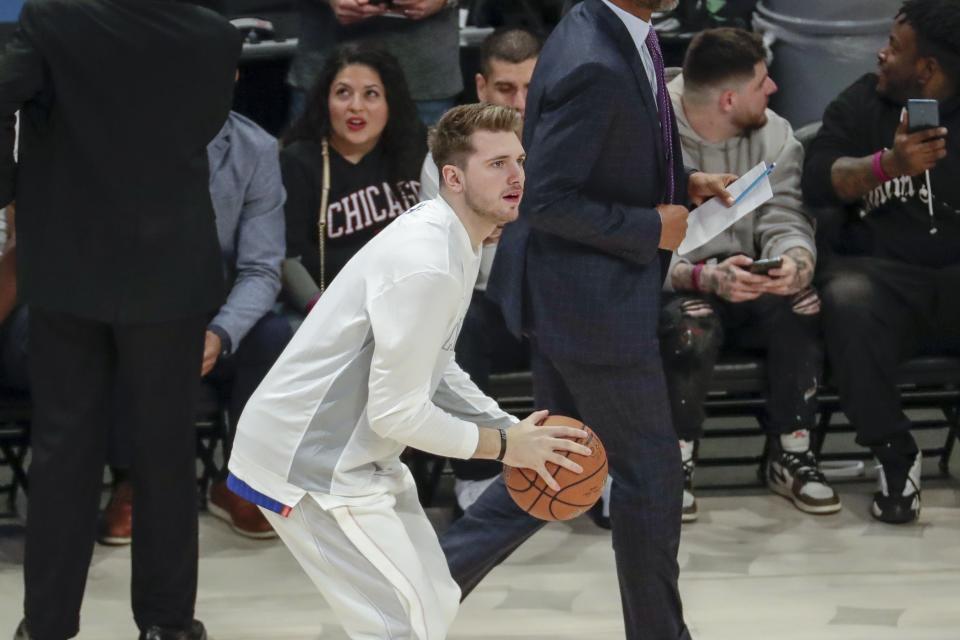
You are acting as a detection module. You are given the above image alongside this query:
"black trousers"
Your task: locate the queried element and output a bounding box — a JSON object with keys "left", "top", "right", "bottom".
{"left": 442, "top": 342, "right": 690, "bottom": 640}
{"left": 451, "top": 290, "right": 529, "bottom": 481}
{"left": 819, "top": 256, "right": 960, "bottom": 452}
{"left": 24, "top": 309, "right": 207, "bottom": 639}
{"left": 109, "top": 311, "right": 293, "bottom": 470}
{"left": 659, "top": 293, "right": 823, "bottom": 441}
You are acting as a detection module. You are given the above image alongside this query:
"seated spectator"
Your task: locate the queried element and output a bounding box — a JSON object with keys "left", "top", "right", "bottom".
{"left": 802, "top": 0, "right": 958, "bottom": 524}
{"left": 419, "top": 27, "right": 539, "bottom": 514}
{"left": 280, "top": 44, "right": 427, "bottom": 315}
{"left": 290, "top": 0, "right": 461, "bottom": 125}
{"left": 662, "top": 28, "right": 838, "bottom": 521}
{"left": 101, "top": 110, "right": 291, "bottom": 543}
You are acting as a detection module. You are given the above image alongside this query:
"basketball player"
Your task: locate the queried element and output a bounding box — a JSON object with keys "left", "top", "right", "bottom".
{"left": 226, "top": 103, "right": 591, "bottom": 639}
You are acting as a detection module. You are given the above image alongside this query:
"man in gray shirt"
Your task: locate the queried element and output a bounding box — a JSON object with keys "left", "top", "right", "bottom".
{"left": 101, "top": 111, "right": 291, "bottom": 544}
{"left": 289, "top": 0, "right": 462, "bottom": 125}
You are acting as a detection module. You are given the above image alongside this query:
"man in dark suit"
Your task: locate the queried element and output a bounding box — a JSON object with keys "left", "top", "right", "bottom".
{"left": 0, "top": 1, "right": 240, "bottom": 638}
{"left": 440, "top": 1, "right": 735, "bottom": 637}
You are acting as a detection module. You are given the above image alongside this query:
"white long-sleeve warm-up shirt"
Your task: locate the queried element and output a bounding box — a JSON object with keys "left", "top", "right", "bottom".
{"left": 228, "top": 197, "right": 517, "bottom": 509}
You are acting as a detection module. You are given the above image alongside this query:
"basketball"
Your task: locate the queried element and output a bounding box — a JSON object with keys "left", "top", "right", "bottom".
{"left": 503, "top": 415, "right": 609, "bottom": 521}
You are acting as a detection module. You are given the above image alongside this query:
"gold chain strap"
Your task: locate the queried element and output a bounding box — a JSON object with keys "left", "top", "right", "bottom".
{"left": 318, "top": 138, "right": 330, "bottom": 294}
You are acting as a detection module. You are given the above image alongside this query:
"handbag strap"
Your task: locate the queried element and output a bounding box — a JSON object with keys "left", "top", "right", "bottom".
{"left": 318, "top": 138, "right": 331, "bottom": 293}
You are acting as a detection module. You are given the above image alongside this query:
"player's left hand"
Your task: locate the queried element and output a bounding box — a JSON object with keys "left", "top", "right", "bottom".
{"left": 201, "top": 330, "right": 221, "bottom": 377}
{"left": 688, "top": 171, "right": 737, "bottom": 206}
{"left": 390, "top": 0, "right": 446, "bottom": 20}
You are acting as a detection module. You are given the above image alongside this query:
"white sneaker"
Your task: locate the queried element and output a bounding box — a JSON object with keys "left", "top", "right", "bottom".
{"left": 682, "top": 456, "right": 698, "bottom": 523}
{"left": 767, "top": 447, "right": 841, "bottom": 514}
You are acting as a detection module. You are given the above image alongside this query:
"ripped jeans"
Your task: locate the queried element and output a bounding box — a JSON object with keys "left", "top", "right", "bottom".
{"left": 659, "top": 292, "right": 823, "bottom": 441}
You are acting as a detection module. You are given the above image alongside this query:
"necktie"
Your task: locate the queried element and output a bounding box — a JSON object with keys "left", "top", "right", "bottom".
{"left": 645, "top": 27, "right": 675, "bottom": 204}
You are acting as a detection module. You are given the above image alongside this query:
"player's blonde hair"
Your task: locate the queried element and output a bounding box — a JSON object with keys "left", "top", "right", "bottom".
{"left": 429, "top": 103, "right": 523, "bottom": 177}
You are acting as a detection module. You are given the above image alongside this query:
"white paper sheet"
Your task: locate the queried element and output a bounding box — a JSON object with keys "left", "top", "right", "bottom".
{"left": 677, "top": 161, "right": 774, "bottom": 256}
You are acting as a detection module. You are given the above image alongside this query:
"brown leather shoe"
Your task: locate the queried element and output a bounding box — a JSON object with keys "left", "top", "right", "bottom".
{"left": 208, "top": 480, "right": 277, "bottom": 539}
{"left": 98, "top": 480, "right": 133, "bottom": 546}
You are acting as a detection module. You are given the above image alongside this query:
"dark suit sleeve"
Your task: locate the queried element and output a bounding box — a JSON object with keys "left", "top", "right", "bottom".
{"left": 0, "top": 15, "right": 46, "bottom": 208}
{"left": 523, "top": 62, "right": 662, "bottom": 265}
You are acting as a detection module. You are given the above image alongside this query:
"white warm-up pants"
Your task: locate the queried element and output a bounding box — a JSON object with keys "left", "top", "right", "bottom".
{"left": 261, "top": 485, "right": 461, "bottom": 640}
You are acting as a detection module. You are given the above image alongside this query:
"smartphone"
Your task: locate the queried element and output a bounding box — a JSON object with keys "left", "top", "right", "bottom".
{"left": 748, "top": 256, "right": 783, "bottom": 275}
{"left": 907, "top": 98, "right": 940, "bottom": 133}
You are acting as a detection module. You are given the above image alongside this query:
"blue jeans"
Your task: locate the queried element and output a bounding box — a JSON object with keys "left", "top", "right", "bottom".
{"left": 416, "top": 97, "right": 456, "bottom": 127}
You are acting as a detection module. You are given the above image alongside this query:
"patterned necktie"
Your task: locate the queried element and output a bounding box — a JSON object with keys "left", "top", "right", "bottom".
{"left": 644, "top": 27, "right": 675, "bottom": 204}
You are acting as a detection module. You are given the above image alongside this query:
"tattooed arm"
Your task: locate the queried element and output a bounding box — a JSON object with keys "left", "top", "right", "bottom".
{"left": 831, "top": 115, "right": 947, "bottom": 203}
{"left": 669, "top": 255, "right": 769, "bottom": 302}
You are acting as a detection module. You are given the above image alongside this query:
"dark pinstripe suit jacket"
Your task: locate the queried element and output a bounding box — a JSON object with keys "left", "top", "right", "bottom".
{"left": 487, "top": 0, "right": 689, "bottom": 366}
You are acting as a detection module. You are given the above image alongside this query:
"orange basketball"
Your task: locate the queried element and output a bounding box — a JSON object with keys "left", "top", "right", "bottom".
{"left": 503, "top": 415, "right": 608, "bottom": 521}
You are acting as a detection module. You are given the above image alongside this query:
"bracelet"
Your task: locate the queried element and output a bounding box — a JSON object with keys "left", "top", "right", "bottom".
{"left": 691, "top": 263, "right": 704, "bottom": 292}
{"left": 872, "top": 149, "right": 893, "bottom": 183}
{"left": 495, "top": 428, "right": 507, "bottom": 462}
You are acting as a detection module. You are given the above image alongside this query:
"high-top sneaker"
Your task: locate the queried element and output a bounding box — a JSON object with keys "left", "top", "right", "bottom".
{"left": 680, "top": 440, "right": 697, "bottom": 523}
{"left": 767, "top": 430, "right": 841, "bottom": 514}
{"left": 872, "top": 451, "right": 921, "bottom": 524}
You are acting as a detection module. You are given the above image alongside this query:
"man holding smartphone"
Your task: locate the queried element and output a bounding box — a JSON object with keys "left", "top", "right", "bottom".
{"left": 660, "top": 28, "right": 836, "bottom": 522}
{"left": 803, "top": 0, "right": 958, "bottom": 524}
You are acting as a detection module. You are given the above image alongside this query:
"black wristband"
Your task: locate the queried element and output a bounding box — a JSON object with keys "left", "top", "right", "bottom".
{"left": 495, "top": 428, "right": 507, "bottom": 462}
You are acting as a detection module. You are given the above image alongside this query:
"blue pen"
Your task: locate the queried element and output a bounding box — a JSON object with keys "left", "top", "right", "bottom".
{"left": 732, "top": 162, "right": 777, "bottom": 205}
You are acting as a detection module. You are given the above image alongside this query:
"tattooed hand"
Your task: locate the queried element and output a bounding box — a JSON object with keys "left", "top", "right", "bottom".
{"left": 764, "top": 247, "right": 814, "bottom": 296}
{"left": 702, "top": 254, "right": 769, "bottom": 303}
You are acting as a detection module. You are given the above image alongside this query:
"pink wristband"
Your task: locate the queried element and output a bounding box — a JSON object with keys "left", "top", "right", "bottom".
{"left": 691, "top": 263, "right": 704, "bottom": 292}
{"left": 872, "top": 149, "right": 892, "bottom": 183}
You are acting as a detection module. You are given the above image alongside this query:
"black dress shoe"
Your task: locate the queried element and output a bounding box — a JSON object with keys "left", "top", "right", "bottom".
{"left": 13, "top": 619, "right": 32, "bottom": 640}
{"left": 139, "top": 620, "right": 207, "bottom": 640}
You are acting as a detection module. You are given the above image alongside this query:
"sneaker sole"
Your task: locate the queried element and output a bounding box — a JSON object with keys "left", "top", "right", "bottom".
{"left": 682, "top": 510, "right": 698, "bottom": 523}
{"left": 768, "top": 480, "right": 842, "bottom": 515}
{"left": 207, "top": 501, "right": 279, "bottom": 540}
{"left": 98, "top": 535, "right": 132, "bottom": 546}
{"left": 870, "top": 498, "right": 920, "bottom": 524}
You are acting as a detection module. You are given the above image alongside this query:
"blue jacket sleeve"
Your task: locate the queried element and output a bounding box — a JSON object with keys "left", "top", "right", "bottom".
{"left": 210, "top": 138, "right": 286, "bottom": 353}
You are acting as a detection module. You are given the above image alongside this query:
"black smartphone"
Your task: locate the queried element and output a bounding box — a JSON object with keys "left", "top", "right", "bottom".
{"left": 748, "top": 256, "right": 783, "bottom": 275}
{"left": 907, "top": 98, "right": 940, "bottom": 133}
{"left": 369, "top": 0, "right": 393, "bottom": 5}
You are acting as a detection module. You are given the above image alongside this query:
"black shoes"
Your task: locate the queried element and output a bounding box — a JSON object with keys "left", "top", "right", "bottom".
{"left": 139, "top": 620, "right": 207, "bottom": 640}
{"left": 872, "top": 452, "right": 921, "bottom": 524}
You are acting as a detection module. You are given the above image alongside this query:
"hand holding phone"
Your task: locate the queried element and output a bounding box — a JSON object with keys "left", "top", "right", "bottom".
{"left": 886, "top": 100, "right": 948, "bottom": 177}
{"left": 748, "top": 256, "right": 783, "bottom": 275}
{"left": 329, "top": 0, "right": 388, "bottom": 25}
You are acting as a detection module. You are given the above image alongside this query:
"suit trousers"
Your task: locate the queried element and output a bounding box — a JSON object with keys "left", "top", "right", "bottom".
{"left": 442, "top": 342, "right": 690, "bottom": 640}
{"left": 24, "top": 308, "right": 207, "bottom": 639}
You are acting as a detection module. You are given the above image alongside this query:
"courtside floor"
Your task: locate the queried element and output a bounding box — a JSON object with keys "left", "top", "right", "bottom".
{"left": 1, "top": 481, "right": 958, "bottom": 640}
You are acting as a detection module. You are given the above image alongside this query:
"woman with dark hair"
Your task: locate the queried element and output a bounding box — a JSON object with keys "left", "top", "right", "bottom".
{"left": 281, "top": 43, "right": 429, "bottom": 314}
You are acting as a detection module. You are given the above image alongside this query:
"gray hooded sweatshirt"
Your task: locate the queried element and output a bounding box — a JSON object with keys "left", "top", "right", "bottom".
{"left": 667, "top": 74, "right": 816, "bottom": 273}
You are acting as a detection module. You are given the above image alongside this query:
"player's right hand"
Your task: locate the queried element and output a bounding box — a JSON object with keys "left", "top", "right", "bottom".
{"left": 657, "top": 204, "right": 689, "bottom": 252}
{"left": 886, "top": 111, "right": 948, "bottom": 178}
{"left": 503, "top": 410, "right": 592, "bottom": 492}
{"left": 329, "top": 0, "right": 386, "bottom": 25}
